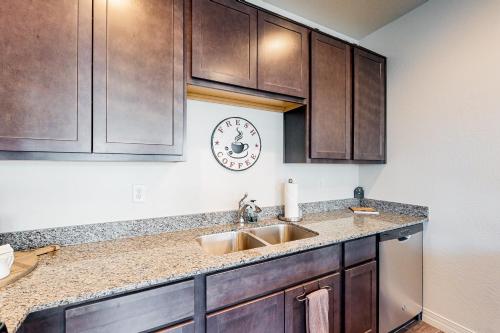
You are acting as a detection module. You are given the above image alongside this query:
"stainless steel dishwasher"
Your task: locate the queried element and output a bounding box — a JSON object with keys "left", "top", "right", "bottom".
{"left": 379, "top": 224, "right": 423, "bottom": 333}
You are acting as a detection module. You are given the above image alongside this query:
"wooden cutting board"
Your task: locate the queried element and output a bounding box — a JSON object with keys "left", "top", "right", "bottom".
{"left": 0, "top": 245, "right": 60, "bottom": 288}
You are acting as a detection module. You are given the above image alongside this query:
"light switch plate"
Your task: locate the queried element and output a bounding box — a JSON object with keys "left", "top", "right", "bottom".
{"left": 133, "top": 184, "right": 146, "bottom": 203}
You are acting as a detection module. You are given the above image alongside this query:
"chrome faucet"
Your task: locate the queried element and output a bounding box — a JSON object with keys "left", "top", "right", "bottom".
{"left": 237, "top": 193, "right": 262, "bottom": 225}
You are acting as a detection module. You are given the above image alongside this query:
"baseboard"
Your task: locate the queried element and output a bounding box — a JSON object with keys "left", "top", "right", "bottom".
{"left": 423, "top": 308, "right": 475, "bottom": 333}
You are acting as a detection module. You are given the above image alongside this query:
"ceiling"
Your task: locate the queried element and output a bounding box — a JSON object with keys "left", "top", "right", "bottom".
{"left": 258, "top": 0, "right": 428, "bottom": 39}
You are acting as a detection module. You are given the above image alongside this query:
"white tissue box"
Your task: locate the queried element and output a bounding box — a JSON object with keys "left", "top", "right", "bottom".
{"left": 0, "top": 244, "right": 14, "bottom": 279}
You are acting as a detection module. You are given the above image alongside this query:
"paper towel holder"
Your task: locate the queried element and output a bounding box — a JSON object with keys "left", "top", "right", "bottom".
{"left": 280, "top": 178, "right": 302, "bottom": 222}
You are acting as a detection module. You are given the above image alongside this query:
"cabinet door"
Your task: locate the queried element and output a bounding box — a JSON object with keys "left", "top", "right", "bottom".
{"left": 155, "top": 321, "right": 195, "bottom": 333}
{"left": 344, "top": 261, "right": 377, "bottom": 333}
{"left": 207, "top": 292, "right": 284, "bottom": 333}
{"left": 258, "top": 12, "right": 309, "bottom": 98}
{"left": 0, "top": 0, "right": 92, "bottom": 153}
{"left": 353, "top": 48, "right": 386, "bottom": 161}
{"left": 192, "top": 0, "right": 257, "bottom": 88}
{"left": 285, "top": 273, "right": 341, "bottom": 333}
{"left": 93, "top": 0, "right": 184, "bottom": 155}
{"left": 310, "top": 32, "right": 352, "bottom": 160}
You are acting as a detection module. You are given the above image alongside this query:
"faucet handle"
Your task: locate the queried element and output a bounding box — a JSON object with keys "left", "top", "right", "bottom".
{"left": 239, "top": 192, "right": 248, "bottom": 208}
{"left": 246, "top": 200, "right": 262, "bottom": 223}
{"left": 249, "top": 200, "right": 262, "bottom": 213}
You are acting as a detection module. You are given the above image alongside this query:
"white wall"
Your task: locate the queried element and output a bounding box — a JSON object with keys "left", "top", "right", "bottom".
{"left": 0, "top": 100, "right": 358, "bottom": 233}
{"left": 359, "top": 1, "right": 500, "bottom": 332}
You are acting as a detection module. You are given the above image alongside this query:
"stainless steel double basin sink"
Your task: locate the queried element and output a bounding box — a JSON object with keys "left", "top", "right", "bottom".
{"left": 196, "top": 224, "right": 318, "bottom": 255}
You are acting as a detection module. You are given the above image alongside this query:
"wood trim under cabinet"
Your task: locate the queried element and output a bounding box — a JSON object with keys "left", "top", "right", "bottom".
{"left": 187, "top": 84, "right": 302, "bottom": 112}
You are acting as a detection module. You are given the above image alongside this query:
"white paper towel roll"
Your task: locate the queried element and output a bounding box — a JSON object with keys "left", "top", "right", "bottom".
{"left": 284, "top": 179, "right": 300, "bottom": 218}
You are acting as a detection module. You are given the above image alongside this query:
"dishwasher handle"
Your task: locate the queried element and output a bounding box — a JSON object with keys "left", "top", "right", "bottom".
{"left": 380, "top": 224, "right": 423, "bottom": 242}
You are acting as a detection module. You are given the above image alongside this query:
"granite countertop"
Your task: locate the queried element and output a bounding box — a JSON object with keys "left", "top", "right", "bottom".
{"left": 0, "top": 209, "right": 427, "bottom": 332}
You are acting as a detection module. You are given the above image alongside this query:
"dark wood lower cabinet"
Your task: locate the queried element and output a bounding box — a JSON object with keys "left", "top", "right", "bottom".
{"left": 344, "top": 261, "right": 377, "bottom": 333}
{"left": 285, "top": 274, "right": 341, "bottom": 333}
{"left": 17, "top": 239, "right": 382, "bottom": 333}
{"left": 206, "top": 244, "right": 340, "bottom": 311}
{"left": 155, "top": 321, "right": 195, "bottom": 333}
{"left": 344, "top": 236, "right": 377, "bottom": 268}
{"left": 206, "top": 292, "right": 285, "bottom": 333}
{"left": 65, "top": 280, "right": 194, "bottom": 333}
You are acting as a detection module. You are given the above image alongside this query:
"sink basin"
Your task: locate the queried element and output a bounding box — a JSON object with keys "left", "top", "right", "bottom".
{"left": 247, "top": 224, "right": 318, "bottom": 245}
{"left": 196, "top": 231, "right": 267, "bottom": 255}
{"left": 196, "top": 224, "right": 318, "bottom": 255}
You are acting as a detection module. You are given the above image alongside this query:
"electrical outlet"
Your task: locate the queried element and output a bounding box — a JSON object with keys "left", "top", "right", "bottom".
{"left": 133, "top": 185, "right": 146, "bottom": 203}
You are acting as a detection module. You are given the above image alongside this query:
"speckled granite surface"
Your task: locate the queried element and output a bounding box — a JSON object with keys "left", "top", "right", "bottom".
{"left": 0, "top": 199, "right": 358, "bottom": 251}
{"left": 0, "top": 207, "right": 427, "bottom": 333}
{"left": 361, "top": 198, "right": 429, "bottom": 217}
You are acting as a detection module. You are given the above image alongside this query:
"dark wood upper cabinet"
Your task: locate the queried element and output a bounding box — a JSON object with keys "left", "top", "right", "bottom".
{"left": 0, "top": 0, "right": 92, "bottom": 153}
{"left": 257, "top": 12, "right": 309, "bottom": 98}
{"left": 284, "top": 273, "right": 341, "bottom": 333}
{"left": 344, "top": 261, "right": 377, "bottom": 333}
{"left": 93, "top": 0, "right": 184, "bottom": 155}
{"left": 310, "top": 32, "right": 352, "bottom": 160}
{"left": 2, "top": 0, "right": 386, "bottom": 164}
{"left": 353, "top": 47, "right": 386, "bottom": 162}
{"left": 207, "top": 292, "right": 285, "bottom": 333}
{"left": 191, "top": 0, "right": 258, "bottom": 89}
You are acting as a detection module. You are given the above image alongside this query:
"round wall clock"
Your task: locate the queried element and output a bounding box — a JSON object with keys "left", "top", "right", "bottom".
{"left": 211, "top": 117, "right": 262, "bottom": 171}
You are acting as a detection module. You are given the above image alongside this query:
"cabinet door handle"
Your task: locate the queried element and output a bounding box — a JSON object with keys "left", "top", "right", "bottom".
{"left": 398, "top": 236, "right": 411, "bottom": 242}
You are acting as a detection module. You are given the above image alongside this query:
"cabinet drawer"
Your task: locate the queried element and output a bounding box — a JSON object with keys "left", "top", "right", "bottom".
{"left": 207, "top": 292, "right": 284, "bottom": 333}
{"left": 155, "top": 321, "right": 195, "bottom": 333}
{"left": 344, "top": 236, "right": 376, "bottom": 267}
{"left": 206, "top": 245, "right": 340, "bottom": 311}
{"left": 66, "top": 280, "right": 194, "bottom": 333}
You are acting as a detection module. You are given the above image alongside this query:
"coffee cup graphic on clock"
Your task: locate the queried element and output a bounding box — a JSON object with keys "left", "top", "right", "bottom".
{"left": 231, "top": 128, "right": 249, "bottom": 155}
